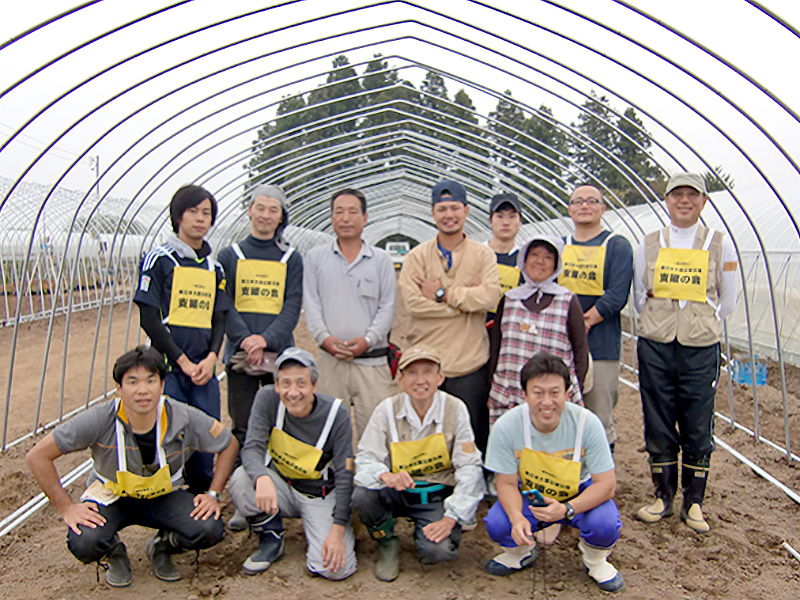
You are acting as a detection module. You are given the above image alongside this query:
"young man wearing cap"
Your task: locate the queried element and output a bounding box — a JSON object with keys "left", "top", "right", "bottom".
{"left": 483, "top": 352, "right": 624, "bottom": 593}
{"left": 303, "top": 188, "right": 396, "bottom": 439}
{"left": 227, "top": 347, "right": 357, "bottom": 579}
{"left": 26, "top": 346, "right": 238, "bottom": 587}
{"left": 398, "top": 180, "right": 502, "bottom": 454}
{"left": 352, "top": 346, "right": 485, "bottom": 581}
{"left": 633, "top": 173, "right": 739, "bottom": 533}
{"left": 134, "top": 185, "right": 232, "bottom": 494}
{"left": 485, "top": 193, "right": 524, "bottom": 321}
{"left": 558, "top": 184, "right": 633, "bottom": 452}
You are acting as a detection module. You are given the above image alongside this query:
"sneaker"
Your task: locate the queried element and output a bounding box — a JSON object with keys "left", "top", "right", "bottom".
{"left": 636, "top": 498, "right": 673, "bottom": 523}
{"left": 483, "top": 544, "right": 537, "bottom": 576}
{"left": 681, "top": 503, "right": 710, "bottom": 533}
{"left": 146, "top": 532, "right": 182, "bottom": 582}
{"left": 243, "top": 531, "right": 285, "bottom": 575}
{"left": 102, "top": 543, "right": 132, "bottom": 588}
{"left": 228, "top": 509, "right": 248, "bottom": 533}
{"left": 461, "top": 519, "right": 478, "bottom": 532}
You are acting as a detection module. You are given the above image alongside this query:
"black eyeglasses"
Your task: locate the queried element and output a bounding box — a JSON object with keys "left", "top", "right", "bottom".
{"left": 569, "top": 197, "right": 602, "bottom": 206}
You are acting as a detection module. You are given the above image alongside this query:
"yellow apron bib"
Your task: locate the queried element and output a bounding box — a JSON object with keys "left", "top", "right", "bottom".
{"left": 653, "top": 230, "right": 712, "bottom": 304}
{"left": 386, "top": 393, "right": 452, "bottom": 476}
{"left": 497, "top": 263, "right": 522, "bottom": 297}
{"left": 558, "top": 235, "right": 611, "bottom": 296}
{"left": 232, "top": 243, "right": 294, "bottom": 315}
{"left": 167, "top": 259, "right": 215, "bottom": 329}
{"left": 101, "top": 397, "right": 182, "bottom": 500}
{"left": 266, "top": 398, "right": 342, "bottom": 480}
{"left": 517, "top": 403, "right": 587, "bottom": 501}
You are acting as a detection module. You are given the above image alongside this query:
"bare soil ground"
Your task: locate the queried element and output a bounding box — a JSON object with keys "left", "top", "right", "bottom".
{"left": 1, "top": 306, "right": 799, "bottom": 599}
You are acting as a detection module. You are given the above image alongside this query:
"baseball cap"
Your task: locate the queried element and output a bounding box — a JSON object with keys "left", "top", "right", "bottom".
{"left": 275, "top": 347, "right": 318, "bottom": 380}
{"left": 398, "top": 345, "right": 442, "bottom": 371}
{"left": 665, "top": 173, "right": 706, "bottom": 196}
{"left": 431, "top": 180, "right": 467, "bottom": 205}
{"left": 489, "top": 193, "right": 521, "bottom": 214}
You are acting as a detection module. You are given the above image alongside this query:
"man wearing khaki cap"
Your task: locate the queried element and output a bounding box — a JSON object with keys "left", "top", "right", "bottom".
{"left": 352, "top": 346, "right": 485, "bottom": 581}
{"left": 633, "top": 173, "right": 739, "bottom": 533}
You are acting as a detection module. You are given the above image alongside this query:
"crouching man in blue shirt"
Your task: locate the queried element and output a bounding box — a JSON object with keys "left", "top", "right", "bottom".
{"left": 483, "top": 352, "right": 624, "bottom": 593}
{"left": 26, "top": 346, "right": 239, "bottom": 588}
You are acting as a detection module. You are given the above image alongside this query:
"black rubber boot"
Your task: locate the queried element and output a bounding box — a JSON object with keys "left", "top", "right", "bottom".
{"left": 367, "top": 517, "right": 399, "bottom": 582}
{"left": 146, "top": 530, "right": 183, "bottom": 582}
{"left": 681, "top": 461, "right": 710, "bottom": 533}
{"left": 636, "top": 460, "right": 677, "bottom": 523}
{"left": 242, "top": 513, "right": 285, "bottom": 575}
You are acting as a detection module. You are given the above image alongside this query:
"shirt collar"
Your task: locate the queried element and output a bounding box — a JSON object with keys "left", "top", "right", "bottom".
{"left": 398, "top": 391, "right": 444, "bottom": 431}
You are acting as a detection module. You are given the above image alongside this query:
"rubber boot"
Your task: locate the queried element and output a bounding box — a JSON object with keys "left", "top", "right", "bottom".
{"left": 483, "top": 543, "right": 537, "bottom": 576}
{"left": 146, "top": 530, "right": 183, "bottom": 582}
{"left": 368, "top": 517, "right": 399, "bottom": 582}
{"left": 636, "top": 460, "right": 677, "bottom": 523}
{"left": 228, "top": 508, "right": 248, "bottom": 532}
{"left": 243, "top": 513, "right": 285, "bottom": 575}
{"left": 578, "top": 539, "right": 625, "bottom": 594}
{"left": 681, "top": 462, "right": 710, "bottom": 533}
{"left": 102, "top": 538, "right": 132, "bottom": 588}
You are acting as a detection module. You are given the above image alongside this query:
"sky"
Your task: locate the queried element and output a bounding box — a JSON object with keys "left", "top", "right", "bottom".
{"left": 0, "top": 0, "right": 798, "bottom": 246}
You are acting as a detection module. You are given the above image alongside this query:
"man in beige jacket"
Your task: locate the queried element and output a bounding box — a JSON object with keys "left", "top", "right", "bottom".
{"left": 398, "top": 180, "right": 502, "bottom": 453}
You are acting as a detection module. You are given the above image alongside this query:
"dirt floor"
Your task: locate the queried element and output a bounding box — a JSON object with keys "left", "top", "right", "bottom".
{"left": 1, "top": 305, "right": 799, "bottom": 599}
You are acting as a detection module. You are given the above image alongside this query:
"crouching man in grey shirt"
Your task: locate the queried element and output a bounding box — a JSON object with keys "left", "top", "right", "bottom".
{"left": 228, "top": 348, "right": 357, "bottom": 579}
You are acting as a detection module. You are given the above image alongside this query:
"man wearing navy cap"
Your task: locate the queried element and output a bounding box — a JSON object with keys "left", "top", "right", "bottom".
{"left": 485, "top": 193, "right": 524, "bottom": 322}
{"left": 398, "top": 180, "right": 502, "bottom": 454}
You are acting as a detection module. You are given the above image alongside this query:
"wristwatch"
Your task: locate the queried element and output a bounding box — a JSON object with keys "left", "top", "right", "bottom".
{"left": 435, "top": 287, "right": 446, "bottom": 303}
{"left": 563, "top": 501, "right": 575, "bottom": 520}
{"left": 205, "top": 490, "right": 222, "bottom": 502}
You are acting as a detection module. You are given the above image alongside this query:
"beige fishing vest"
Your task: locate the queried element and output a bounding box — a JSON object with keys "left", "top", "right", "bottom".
{"left": 388, "top": 392, "right": 460, "bottom": 487}
{"left": 638, "top": 225, "right": 724, "bottom": 347}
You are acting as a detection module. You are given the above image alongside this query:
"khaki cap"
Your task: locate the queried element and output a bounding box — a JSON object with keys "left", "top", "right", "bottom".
{"left": 398, "top": 346, "right": 442, "bottom": 371}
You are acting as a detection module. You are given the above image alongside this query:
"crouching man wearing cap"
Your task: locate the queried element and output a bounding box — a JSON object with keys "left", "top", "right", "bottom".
{"left": 26, "top": 346, "right": 239, "bottom": 587}
{"left": 352, "top": 346, "right": 485, "bottom": 582}
{"left": 228, "top": 347, "right": 357, "bottom": 579}
{"left": 634, "top": 173, "right": 738, "bottom": 533}
{"left": 483, "top": 352, "right": 624, "bottom": 593}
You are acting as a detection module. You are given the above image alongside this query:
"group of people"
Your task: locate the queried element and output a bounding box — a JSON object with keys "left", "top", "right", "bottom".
{"left": 26, "top": 172, "right": 737, "bottom": 594}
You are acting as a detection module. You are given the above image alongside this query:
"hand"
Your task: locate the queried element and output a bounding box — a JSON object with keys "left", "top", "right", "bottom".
{"left": 176, "top": 354, "right": 198, "bottom": 379}
{"left": 530, "top": 496, "right": 566, "bottom": 524}
{"left": 411, "top": 275, "right": 442, "bottom": 301}
{"left": 245, "top": 347, "right": 264, "bottom": 366}
{"left": 583, "top": 306, "right": 603, "bottom": 332}
{"left": 509, "top": 514, "right": 534, "bottom": 547}
{"left": 191, "top": 492, "right": 221, "bottom": 521}
{"left": 321, "top": 524, "right": 346, "bottom": 573}
{"left": 255, "top": 475, "right": 279, "bottom": 514}
{"left": 192, "top": 353, "right": 217, "bottom": 386}
{"left": 322, "top": 336, "right": 353, "bottom": 360}
{"left": 61, "top": 501, "right": 106, "bottom": 535}
{"left": 379, "top": 470, "right": 415, "bottom": 491}
{"left": 342, "top": 337, "right": 368, "bottom": 358}
{"left": 241, "top": 334, "right": 267, "bottom": 354}
{"left": 422, "top": 516, "right": 456, "bottom": 544}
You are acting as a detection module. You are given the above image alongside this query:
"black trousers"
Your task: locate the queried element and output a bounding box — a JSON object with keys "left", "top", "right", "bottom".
{"left": 67, "top": 490, "right": 224, "bottom": 563}
{"left": 637, "top": 337, "right": 720, "bottom": 467}
{"left": 226, "top": 366, "right": 274, "bottom": 451}
{"left": 440, "top": 363, "right": 490, "bottom": 455}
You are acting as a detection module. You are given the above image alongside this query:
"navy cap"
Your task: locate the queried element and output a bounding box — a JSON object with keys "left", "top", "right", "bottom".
{"left": 431, "top": 180, "right": 467, "bottom": 206}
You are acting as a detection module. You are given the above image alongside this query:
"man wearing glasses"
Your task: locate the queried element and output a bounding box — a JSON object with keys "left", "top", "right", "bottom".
{"left": 558, "top": 184, "right": 633, "bottom": 453}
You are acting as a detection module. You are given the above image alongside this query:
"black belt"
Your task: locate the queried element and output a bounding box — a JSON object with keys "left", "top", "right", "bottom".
{"left": 322, "top": 346, "right": 389, "bottom": 359}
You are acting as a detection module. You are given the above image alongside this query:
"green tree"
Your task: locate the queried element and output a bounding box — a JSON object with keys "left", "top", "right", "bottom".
{"left": 571, "top": 91, "right": 622, "bottom": 189}
{"left": 702, "top": 165, "right": 735, "bottom": 192}
{"left": 522, "top": 104, "right": 570, "bottom": 202}
{"left": 246, "top": 93, "right": 308, "bottom": 187}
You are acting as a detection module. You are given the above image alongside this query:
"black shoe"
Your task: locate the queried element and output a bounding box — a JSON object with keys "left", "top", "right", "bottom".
{"left": 146, "top": 531, "right": 183, "bottom": 582}
{"left": 102, "top": 542, "right": 132, "bottom": 588}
